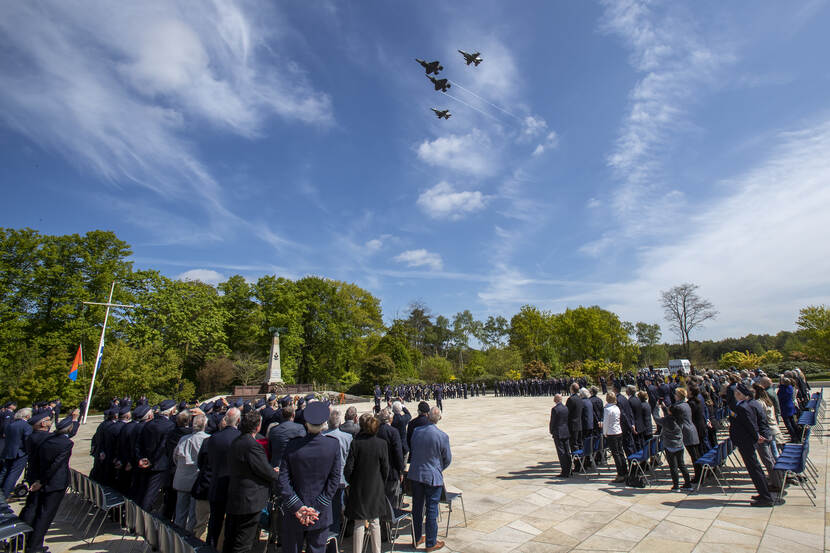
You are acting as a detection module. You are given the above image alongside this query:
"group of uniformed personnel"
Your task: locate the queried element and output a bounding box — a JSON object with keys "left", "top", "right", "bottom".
{"left": 0, "top": 400, "right": 79, "bottom": 553}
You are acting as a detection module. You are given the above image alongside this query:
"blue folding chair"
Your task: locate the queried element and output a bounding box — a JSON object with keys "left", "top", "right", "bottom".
{"left": 773, "top": 440, "right": 815, "bottom": 506}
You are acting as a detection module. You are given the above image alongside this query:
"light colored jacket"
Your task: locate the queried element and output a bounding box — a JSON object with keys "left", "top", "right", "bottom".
{"left": 408, "top": 424, "right": 451, "bottom": 486}
{"left": 602, "top": 404, "right": 622, "bottom": 436}
{"left": 323, "top": 427, "right": 353, "bottom": 486}
{"left": 172, "top": 430, "right": 209, "bottom": 492}
{"left": 764, "top": 402, "right": 784, "bottom": 443}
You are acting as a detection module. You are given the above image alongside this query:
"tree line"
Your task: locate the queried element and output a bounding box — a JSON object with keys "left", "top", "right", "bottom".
{"left": 1, "top": 228, "right": 827, "bottom": 408}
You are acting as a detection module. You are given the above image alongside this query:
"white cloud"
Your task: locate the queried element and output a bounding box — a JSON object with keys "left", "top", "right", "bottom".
{"left": 453, "top": 39, "right": 521, "bottom": 104}
{"left": 178, "top": 268, "right": 225, "bottom": 286}
{"left": 522, "top": 116, "right": 548, "bottom": 139}
{"left": 565, "top": 118, "right": 830, "bottom": 338}
{"left": 417, "top": 181, "right": 489, "bottom": 220}
{"left": 416, "top": 129, "right": 496, "bottom": 176}
{"left": 0, "top": 2, "right": 331, "bottom": 245}
{"left": 393, "top": 249, "right": 443, "bottom": 271}
{"left": 599, "top": 1, "right": 734, "bottom": 235}
{"left": 532, "top": 131, "right": 559, "bottom": 157}
{"left": 365, "top": 238, "right": 383, "bottom": 252}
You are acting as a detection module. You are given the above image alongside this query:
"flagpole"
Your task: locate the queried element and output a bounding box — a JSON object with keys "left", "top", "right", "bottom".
{"left": 82, "top": 282, "right": 114, "bottom": 424}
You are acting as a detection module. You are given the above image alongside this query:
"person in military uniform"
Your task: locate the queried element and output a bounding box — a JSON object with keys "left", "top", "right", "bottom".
{"left": 18, "top": 410, "right": 54, "bottom": 528}
{"left": 278, "top": 401, "right": 341, "bottom": 553}
{"left": 135, "top": 399, "right": 177, "bottom": 511}
{"left": 26, "top": 415, "right": 76, "bottom": 553}
{"left": 207, "top": 408, "right": 241, "bottom": 549}
{"left": 549, "top": 395, "right": 571, "bottom": 477}
{"left": 0, "top": 407, "right": 33, "bottom": 497}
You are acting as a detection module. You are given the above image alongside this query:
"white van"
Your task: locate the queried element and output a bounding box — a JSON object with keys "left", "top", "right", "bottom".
{"left": 669, "top": 359, "right": 692, "bottom": 375}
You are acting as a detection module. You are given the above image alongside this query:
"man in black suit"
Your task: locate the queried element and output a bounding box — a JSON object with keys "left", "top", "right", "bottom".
{"left": 135, "top": 399, "right": 177, "bottom": 511}
{"left": 731, "top": 384, "right": 779, "bottom": 507}
{"left": 27, "top": 415, "right": 76, "bottom": 553}
{"left": 19, "top": 411, "right": 56, "bottom": 527}
{"left": 406, "top": 401, "right": 432, "bottom": 458}
{"left": 268, "top": 406, "right": 306, "bottom": 468}
{"left": 224, "top": 410, "right": 280, "bottom": 553}
{"left": 614, "top": 384, "right": 635, "bottom": 455}
{"left": 207, "top": 408, "right": 241, "bottom": 549}
{"left": 549, "top": 395, "right": 571, "bottom": 477}
{"left": 627, "top": 387, "right": 645, "bottom": 452}
{"left": 278, "top": 401, "right": 341, "bottom": 553}
{"left": 377, "top": 408, "right": 405, "bottom": 504}
{"left": 565, "top": 383, "right": 583, "bottom": 451}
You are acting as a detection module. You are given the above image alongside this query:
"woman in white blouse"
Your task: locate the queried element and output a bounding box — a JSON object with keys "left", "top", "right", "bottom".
{"left": 602, "top": 392, "right": 627, "bottom": 483}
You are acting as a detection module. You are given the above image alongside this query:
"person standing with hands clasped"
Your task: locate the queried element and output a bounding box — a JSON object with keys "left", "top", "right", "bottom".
{"left": 732, "top": 383, "right": 782, "bottom": 507}
{"left": 279, "top": 401, "right": 341, "bottom": 553}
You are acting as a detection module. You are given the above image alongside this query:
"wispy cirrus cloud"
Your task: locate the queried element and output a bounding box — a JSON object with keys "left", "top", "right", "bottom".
{"left": 593, "top": 0, "right": 735, "bottom": 250}
{"left": 0, "top": 1, "right": 331, "bottom": 247}
{"left": 177, "top": 268, "right": 226, "bottom": 286}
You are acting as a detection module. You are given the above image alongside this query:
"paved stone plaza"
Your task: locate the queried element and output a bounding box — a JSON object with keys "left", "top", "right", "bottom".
{"left": 23, "top": 392, "right": 830, "bottom": 552}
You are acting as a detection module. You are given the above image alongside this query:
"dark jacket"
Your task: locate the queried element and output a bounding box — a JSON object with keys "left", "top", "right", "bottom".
{"left": 589, "top": 396, "right": 604, "bottom": 427}
{"left": 549, "top": 404, "right": 569, "bottom": 439}
{"left": 392, "top": 409, "right": 411, "bottom": 454}
{"left": 581, "top": 398, "right": 594, "bottom": 431}
{"left": 226, "top": 434, "right": 279, "bottom": 515}
{"left": 628, "top": 395, "right": 645, "bottom": 433}
{"left": 777, "top": 385, "right": 797, "bottom": 417}
{"left": 638, "top": 401, "right": 653, "bottom": 436}
{"left": 729, "top": 400, "right": 760, "bottom": 449}
{"left": 279, "top": 432, "right": 341, "bottom": 531}
{"left": 36, "top": 432, "right": 74, "bottom": 492}
{"left": 136, "top": 415, "right": 175, "bottom": 471}
{"left": 267, "top": 421, "right": 306, "bottom": 468}
{"left": 190, "top": 438, "right": 212, "bottom": 501}
{"left": 24, "top": 430, "right": 52, "bottom": 484}
{"left": 616, "top": 393, "right": 634, "bottom": 431}
{"left": 376, "top": 423, "right": 404, "bottom": 483}
{"left": 688, "top": 396, "right": 709, "bottom": 446}
{"left": 344, "top": 434, "right": 390, "bottom": 520}
{"left": 565, "top": 394, "right": 583, "bottom": 434}
{"left": 206, "top": 426, "right": 240, "bottom": 502}
{"left": 406, "top": 414, "right": 431, "bottom": 452}
{"left": 339, "top": 420, "right": 359, "bottom": 437}
{"left": 2, "top": 419, "right": 32, "bottom": 460}
{"left": 671, "top": 400, "right": 699, "bottom": 446}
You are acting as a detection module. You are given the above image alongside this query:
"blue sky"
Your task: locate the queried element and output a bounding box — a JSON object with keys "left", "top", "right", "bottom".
{"left": 2, "top": 1, "right": 830, "bottom": 341}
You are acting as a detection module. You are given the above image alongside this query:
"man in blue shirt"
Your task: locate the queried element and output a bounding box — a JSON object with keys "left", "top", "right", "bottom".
{"left": 408, "top": 407, "right": 452, "bottom": 552}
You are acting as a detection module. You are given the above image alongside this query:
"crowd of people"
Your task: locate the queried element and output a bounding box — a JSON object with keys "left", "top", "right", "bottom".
{"left": 76, "top": 392, "right": 450, "bottom": 553}
{"left": 0, "top": 364, "right": 817, "bottom": 552}
{"left": 549, "top": 367, "right": 813, "bottom": 506}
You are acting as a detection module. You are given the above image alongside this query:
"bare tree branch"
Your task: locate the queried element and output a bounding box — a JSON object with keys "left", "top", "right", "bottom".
{"left": 660, "top": 283, "right": 717, "bottom": 354}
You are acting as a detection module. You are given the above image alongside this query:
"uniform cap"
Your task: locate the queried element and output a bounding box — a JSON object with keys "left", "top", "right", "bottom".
{"left": 159, "top": 399, "right": 177, "bottom": 411}
{"left": 304, "top": 393, "right": 316, "bottom": 402}
{"left": 119, "top": 405, "right": 131, "bottom": 416}
{"left": 132, "top": 405, "right": 150, "bottom": 419}
{"left": 29, "top": 411, "right": 51, "bottom": 425}
{"left": 280, "top": 395, "right": 292, "bottom": 405}
{"left": 56, "top": 415, "right": 75, "bottom": 431}
{"left": 303, "top": 401, "right": 330, "bottom": 425}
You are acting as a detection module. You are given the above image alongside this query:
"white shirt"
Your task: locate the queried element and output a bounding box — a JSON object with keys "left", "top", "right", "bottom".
{"left": 172, "top": 430, "right": 209, "bottom": 492}
{"left": 602, "top": 404, "right": 622, "bottom": 436}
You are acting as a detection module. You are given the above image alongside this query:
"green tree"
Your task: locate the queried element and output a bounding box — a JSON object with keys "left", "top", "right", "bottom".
{"left": 96, "top": 340, "right": 185, "bottom": 407}
{"left": 635, "top": 322, "right": 663, "bottom": 366}
{"left": 421, "top": 356, "right": 454, "bottom": 382}
{"left": 362, "top": 353, "right": 395, "bottom": 385}
{"left": 509, "top": 305, "right": 555, "bottom": 363}
{"left": 797, "top": 305, "right": 830, "bottom": 363}
{"left": 219, "top": 276, "right": 265, "bottom": 354}
{"left": 552, "top": 306, "right": 639, "bottom": 368}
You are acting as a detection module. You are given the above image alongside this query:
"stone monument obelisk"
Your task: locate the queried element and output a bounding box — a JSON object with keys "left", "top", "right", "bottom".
{"left": 266, "top": 329, "right": 283, "bottom": 384}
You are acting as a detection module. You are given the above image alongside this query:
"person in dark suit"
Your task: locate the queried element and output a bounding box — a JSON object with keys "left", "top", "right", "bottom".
{"left": 223, "top": 410, "right": 279, "bottom": 553}
{"left": 635, "top": 391, "right": 653, "bottom": 443}
{"left": 376, "top": 409, "right": 405, "bottom": 506}
{"left": 406, "top": 402, "right": 432, "bottom": 458}
{"left": 278, "top": 402, "right": 341, "bottom": 553}
{"left": 391, "top": 402, "right": 411, "bottom": 457}
{"left": 549, "top": 395, "right": 571, "bottom": 477}
{"left": 26, "top": 415, "right": 75, "bottom": 553}
{"left": 565, "top": 383, "right": 583, "bottom": 452}
{"left": 731, "top": 384, "right": 779, "bottom": 506}
{"left": 615, "top": 385, "right": 636, "bottom": 455}
{"left": 589, "top": 387, "right": 605, "bottom": 465}
{"left": 207, "top": 408, "right": 241, "bottom": 549}
{"left": 135, "top": 400, "right": 177, "bottom": 511}
{"left": 268, "top": 406, "right": 306, "bottom": 468}
{"left": 344, "top": 413, "right": 390, "bottom": 553}
{"left": 0, "top": 407, "right": 33, "bottom": 497}
{"left": 579, "top": 389, "right": 594, "bottom": 468}
{"left": 627, "top": 387, "right": 645, "bottom": 452}
{"left": 18, "top": 411, "right": 55, "bottom": 527}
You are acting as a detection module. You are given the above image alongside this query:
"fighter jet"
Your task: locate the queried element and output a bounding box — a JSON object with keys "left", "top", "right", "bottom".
{"left": 431, "top": 108, "right": 451, "bottom": 120}
{"left": 416, "top": 58, "right": 443, "bottom": 75}
{"left": 458, "top": 50, "right": 483, "bottom": 66}
{"left": 427, "top": 75, "right": 451, "bottom": 92}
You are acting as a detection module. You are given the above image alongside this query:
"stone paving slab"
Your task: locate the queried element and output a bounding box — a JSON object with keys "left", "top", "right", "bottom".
{"left": 11, "top": 391, "right": 828, "bottom": 552}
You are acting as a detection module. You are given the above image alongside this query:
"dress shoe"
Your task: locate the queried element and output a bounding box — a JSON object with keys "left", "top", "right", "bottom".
{"left": 555, "top": 473, "right": 570, "bottom": 478}
{"left": 426, "top": 540, "right": 445, "bottom": 551}
{"left": 612, "top": 476, "right": 626, "bottom": 483}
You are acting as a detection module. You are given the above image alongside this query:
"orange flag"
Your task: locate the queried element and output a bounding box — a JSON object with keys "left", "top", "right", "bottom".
{"left": 69, "top": 344, "right": 82, "bottom": 381}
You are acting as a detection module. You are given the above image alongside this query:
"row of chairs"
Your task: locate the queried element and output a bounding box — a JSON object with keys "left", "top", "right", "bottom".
{"left": 774, "top": 389, "right": 825, "bottom": 506}
{"left": 120, "top": 498, "right": 214, "bottom": 553}
{"left": 58, "top": 468, "right": 125, "bottom": 543}
{"left": 0, "top": 495, "right": 32, "bottom": 553}
{"left": 694, "top": 438, "right": 737, "bottom": 494}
